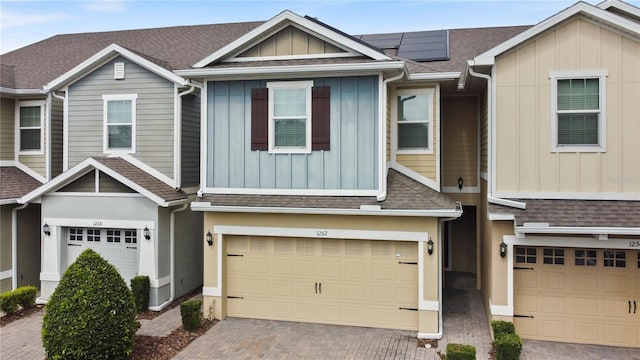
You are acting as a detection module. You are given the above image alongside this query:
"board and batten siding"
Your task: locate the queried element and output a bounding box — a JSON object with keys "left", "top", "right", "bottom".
{"left": 181, "top": 92, "right": 200, "bottom": 188}
{"left": 207, "top": 76, "right": 379, "bottom": 190}
{"left": 239, "top": 26, "right": 345, "bottom": 58}
{"left": 442, "top": 96, "right": 478, "bottom": 189}
{"left": 0, "top": 97, "right": 15, "bottom": 160}
{"left": 50, "top": 96, "right": 64, "bottom": 177}
{"left": 67, "top": 56, "right": 175, "bottom": 178}
{"left": 495, "top": 17, "right": 640, "bottom": 195}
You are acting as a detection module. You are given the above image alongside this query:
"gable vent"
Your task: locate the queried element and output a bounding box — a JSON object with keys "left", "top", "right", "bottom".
{"left": 114, "top": 62, "right": 125, "bottom": 80}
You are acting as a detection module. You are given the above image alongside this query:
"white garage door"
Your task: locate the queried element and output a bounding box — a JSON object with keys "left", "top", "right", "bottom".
{"left": 514, "top": 246, "right": 639, "bottom": 348}
{"left": 226, "top": 236, "right": 419, "bottom": 330}
{"left": 67, "top": 227, "right": 139, "bottom": 285}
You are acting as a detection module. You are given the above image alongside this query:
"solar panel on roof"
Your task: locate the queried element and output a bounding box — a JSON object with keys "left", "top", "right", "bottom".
{"left": 357, "top": 29, "right": 449, "bottom": 62}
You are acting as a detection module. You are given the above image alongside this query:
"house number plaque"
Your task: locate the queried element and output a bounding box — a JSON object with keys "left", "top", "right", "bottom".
{"left": 629, "top": 240, "right": 640, "bottom": 248}
{"left": 316, "top": 230, "right": 328, "bottom": 237}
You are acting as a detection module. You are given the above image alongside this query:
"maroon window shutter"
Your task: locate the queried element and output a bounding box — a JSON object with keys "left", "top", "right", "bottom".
{"left": 311, "top": 86, "right": 330, "bottom": 150}
{"left": 251, "top": 88, "right": 268, "bottom": 151}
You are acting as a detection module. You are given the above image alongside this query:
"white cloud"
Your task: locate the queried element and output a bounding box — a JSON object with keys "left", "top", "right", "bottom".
{"left": 0, "top": 11, "right": 67, "bottom": 29}
{"left": 82, "top": 0, "right": 126, "bottom": 13}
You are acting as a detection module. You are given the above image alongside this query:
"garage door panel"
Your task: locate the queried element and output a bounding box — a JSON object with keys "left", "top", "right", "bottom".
{"left": 602, "top": 274, "right": 629, "bottom": 294}
{"left": 602, "top": 322, "right": 631, "bottom": 345}
{"left": 542, "top": 270, "right": 566, "bottom": 289}
{"left": 574, "top": 321, "right": 598, "bottom": 342}
{"left": 226, "top": 236, "right": 418, "bottom": 331}
{"left": 573, "top": 298, "right": 598, "bottom": 316}
{"left": 541, "top": 296, "right": 566, "bottom": 315}
{"left": 514, "top": 270, "right": 537, "bottom": 288}
{"left": 541, "top": 319, "right": 567, "bottom": 338}
{"left": 603, "top": 299, "right": 629, "bottom": 318}
{"left": 574, "top": 272, "right": 597, "bottom": 291}
{"left": 513, "top": 318, "right": 537, "bottom": 337}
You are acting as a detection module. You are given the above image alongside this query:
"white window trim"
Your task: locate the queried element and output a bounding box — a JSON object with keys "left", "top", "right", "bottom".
{"left": 549, "top": 70, "right": 607, "bottom": 153}
{"left": 16, "top": 100, "right": 45, "bottom": 155}
{"left": 392, "top": 88, "right": 434, "bottom": 155}
{"left": 267, "top": 80, "right": 313, "bottom": 154}
{"left": 102, "top": 94, "right": 137, "bottom": 154}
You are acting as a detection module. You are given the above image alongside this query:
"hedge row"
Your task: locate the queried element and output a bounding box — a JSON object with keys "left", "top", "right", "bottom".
{"left": 0, "top": 285, "right": 37, "bottom": 314}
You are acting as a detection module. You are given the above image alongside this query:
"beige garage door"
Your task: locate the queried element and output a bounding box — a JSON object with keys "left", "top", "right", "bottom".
{"left": 514, "top": 247, "right": 639, "bottom": 348}
{"left": 226, "top": 236, "right": 419, "bottom": 330}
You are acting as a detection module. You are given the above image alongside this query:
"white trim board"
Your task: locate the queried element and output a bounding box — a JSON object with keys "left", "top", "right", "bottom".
{"left": 213, "top": 225, "right": 428, "bottom": 242}
{"left": 44, "top": 217, "right": 155, "bottom": 230}
{"left": 493, "top": 191, "right": 640, "bottom": 201}
{"left": 0, "top": 269, "right": 13, "bottom": 281}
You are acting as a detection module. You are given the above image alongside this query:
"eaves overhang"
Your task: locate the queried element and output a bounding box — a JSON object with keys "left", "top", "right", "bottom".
{"left": 516, "top": 225, "right": 640, "bottom": 237}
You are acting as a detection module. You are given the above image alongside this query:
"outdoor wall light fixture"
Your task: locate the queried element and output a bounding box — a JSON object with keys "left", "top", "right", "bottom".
{"left": 206, "top": 231, "right": 213, "bottom": 246}
{"left": 427, "top": 239, "right": 434, "bottom": 255}
{"left": 500, "top": 240, "right": 507, "bottom": 258}
{"left": 458, "top": 176, "right": 464, "bottom": 190}
{"left": 43, "top": 223, "right": 51, "bottom": 236}
{"left": 143, "top": 226, "right": 150, "bottom": 240}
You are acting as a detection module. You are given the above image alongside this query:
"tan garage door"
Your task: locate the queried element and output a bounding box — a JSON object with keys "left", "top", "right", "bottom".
{"left": 226, "top": 236, "right": 419, "bottom": 330}
{"left": 514, "top": 247, "right": 639, "bottom": 348}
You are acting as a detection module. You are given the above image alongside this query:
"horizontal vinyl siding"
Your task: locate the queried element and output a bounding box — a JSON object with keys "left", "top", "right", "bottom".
{"left": 99, "top": 172, "right": 135, "bottom": 193}
{"left": 495, "top": 18, "right": 640, "bottom": 195}
{"left": 67, "top": 56, "right": 175, "bottom": 178}
{"left": 442, "top": 96, "right": 478, "bottom": 188}
{"left": 181, "top": 92, "right": 200, "bottom": 188}
{"left": 206, "top": 76, "right": 379, "bottom": 190}
{"left": 58, "top": 170, "right": 95, "bottom": 192}
{"left": 50, "top": 97, "right": 64, "bottom": 177}
{"left": 0, "top": 97, "right": 15, "bottom": 160}
{"left": 396, "top": 154, "right": 436, "bottom": 180}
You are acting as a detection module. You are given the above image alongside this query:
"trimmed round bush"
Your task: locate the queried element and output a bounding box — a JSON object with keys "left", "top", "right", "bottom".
{"left": 42, "top": 249, "right": 139, "bottom": 360}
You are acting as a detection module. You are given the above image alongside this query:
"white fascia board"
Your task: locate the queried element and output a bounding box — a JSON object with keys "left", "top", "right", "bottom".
{"left": 0, "top": 199, "right": 19, "bottom": 205}
{"left": 192, "top": 10, "right": 389, "bottom": 68}
{"left": 488, "top": 212, "right": 515, "bottom": 221}
{"left": 406, "top": 72, "right": 461, "bottom": 81}
{"left": 493, "top": 191, "right": 640, "bottom": 201}
{"left": 487, "top": 195, "right": 527, "bottom": 210}
{"left": 45, "top": 44, "right": 188, "bottom": 91}
{"left": 176, "top": 61, "right": 405, "bottom": 78}
{"left": 190, "top": 202, "right": 462, "bottom": 218}
{"left": 14, "top": 162, "right": 47, "bottom": 184}
{"left": 474, "top": 2, "right": 640, "bottom": 65}
{"left": 20, "top": 158, "right": 168, "bottom": 206}
{"left": 597, "top": 0, "right": 640, "bottom": 18}
{"left": 0, "top": 88, "right": 45, "bottom": 96}
{"left": 516, "top": 225, "right": 640, "bottom": 236}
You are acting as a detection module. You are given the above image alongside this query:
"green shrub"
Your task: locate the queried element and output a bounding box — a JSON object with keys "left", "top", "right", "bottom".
{"left": 42, "top": 249, "right": 139, "bottom": 360}
{"left": 0, "top": 291, "right": 19, "bottom": 314}
{"left": 494, "top": 333, "right": 523, "bottom": 360}
{"left": 14, "top": 285, "right": 37, "bottom": 309}
{"left": 491, "top": 320, "right": 515, "bottom": 336}
{"left": 180, "top": 299, "right": 202, "bottom": 331}
{"left": 446, "top": 343, "right": 476, "bottom": 360}
{"left": 131, "top": 275, "right": 150, "bottom": 313}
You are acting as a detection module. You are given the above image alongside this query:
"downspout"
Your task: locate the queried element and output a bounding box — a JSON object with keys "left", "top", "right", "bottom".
{"left": 467, "top": 62, "right": 525, "bottom": 209}
{"left": 174, "top": 85, "right": 197, "bottom": 190}
{"left": 11, "top": 203, "right": 29, "bottom": 290}
{"left": 149, "top": 201, "right": 189, "bottom": 311}
{"left": 378, "top": 70, "right": 405, "bottom": 201}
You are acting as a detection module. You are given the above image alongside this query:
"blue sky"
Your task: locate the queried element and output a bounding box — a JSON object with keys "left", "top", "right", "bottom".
{"left": 2, "top": 0, "right": 639, "bottom": 54}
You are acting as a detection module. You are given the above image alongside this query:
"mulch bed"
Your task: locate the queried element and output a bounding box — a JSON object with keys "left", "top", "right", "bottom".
{"left": 0, "top": 305, "right": 44, "bottom": 327}
{"left": 136, "top": 287, "right": 202, "bottom": 320}
{"left": 131, "top": 318, "right": 217, "bottom": 360}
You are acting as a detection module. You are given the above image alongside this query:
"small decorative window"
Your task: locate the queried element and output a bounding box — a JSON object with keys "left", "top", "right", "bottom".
{"left": 103, "top": 94, "right": 137, "bottom": 153}
{"left": 515, "top": 247, "right": 536, "bottom": 264}
{"left": 124, "top": 230, "right": 137, "bottom": 244}
{"left": 69, "top": 228, "right": 83, "bottom": 241}
{"left": 604, "top": 250, "right": 626, "bottom": 268}
{"left": 395, "top": 88, "right": 434, "bottom": 153}
{"left": 87, "top": 229, "right": 101, "bottom": 242}
{"left": 543, "top": 248, "right": 565, "bottom": 265}
{"left": 574, "top": 249, "right": 597, "bottom": 266}
{"left": 266, "top": 81, "right": 313, "bottom": 153}
{"left": 550, "top": 70, "right": 607, "bottom": 152}
{"left": 17, "top": 101, "right": 44, "bottom": 153}
{"left": 106, "top": 229, "right": 122, "bottom": 243}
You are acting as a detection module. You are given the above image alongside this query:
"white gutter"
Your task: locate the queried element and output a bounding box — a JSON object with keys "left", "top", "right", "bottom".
{"left": 378, "top": 70, "right": 406, "bottom": 201}
{"left": 175, "top": 61, "right": 406, "bottom": 77}
{"left": 467, "top": 61, "right": 526, "bottom": 210}
{"left": 0, "top": 87, "right": 45, "bottom": 95}
{"left": 190, "top": 202, "right": 462, "bottom": 218}
{"left": 406, "top": 72, "right": 460, "bottom": 81}
{"left": 517, "top": 225, "right": 640, "bottom": 236}
{"left": 149, "top": 202, "right": 190, "bottom": 311}
{"left": 11, "top": 203, "right": 29, "bottom": 290}
{"left": 174, "top": 85, "right": 197, "bottom": 190}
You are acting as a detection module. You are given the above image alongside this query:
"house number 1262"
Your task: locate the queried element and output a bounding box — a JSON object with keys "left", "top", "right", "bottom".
{"left": 316, "top": 230, "right": 328, "bottom": 237}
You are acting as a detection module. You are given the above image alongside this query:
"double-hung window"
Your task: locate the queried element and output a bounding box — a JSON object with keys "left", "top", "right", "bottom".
{"left": 103, "top": 94, "right": 137, "bottom": 153}
{"left": 17, "top": 100, "right": 44, "bottom": 154}
{"left": 267, "top": 81, "right": 313, "bottom": 153}
{"left": 550, "top": 70, "right": 607, "bottom": 152}
{"left": 395, "top": 88, "right": 434, "bottom": 153}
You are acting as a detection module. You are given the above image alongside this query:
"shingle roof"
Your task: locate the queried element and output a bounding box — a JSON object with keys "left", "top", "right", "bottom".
{"left": 489, "top": 199, "right": 640, "bottom": 228}
{"left": 196, "top": 169, "right": 457, "bottom": 212}
{"left": 92, "top": 157, "right": 187, "bottom": 202}
{"left": 0, "top": 21, "right": 264, "bottom": 89}
{"left": 0, "top": 167, "right": 42, "bottom": 200}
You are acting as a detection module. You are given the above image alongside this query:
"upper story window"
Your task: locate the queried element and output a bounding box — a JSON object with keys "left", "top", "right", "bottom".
{"left": 550, "top": 70, "right": 607, "bottom": 152}
{"left": 17, "top": 100, "right": 44, "bottom": 154}
{"left": 251, "top": 82, "right": 330, "bottom": 153}
{"left": 103, "top": 94, "right": 137, "bottom": 154}
{"left": 395, "top": 88, "right": 434, "bottom": 154}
